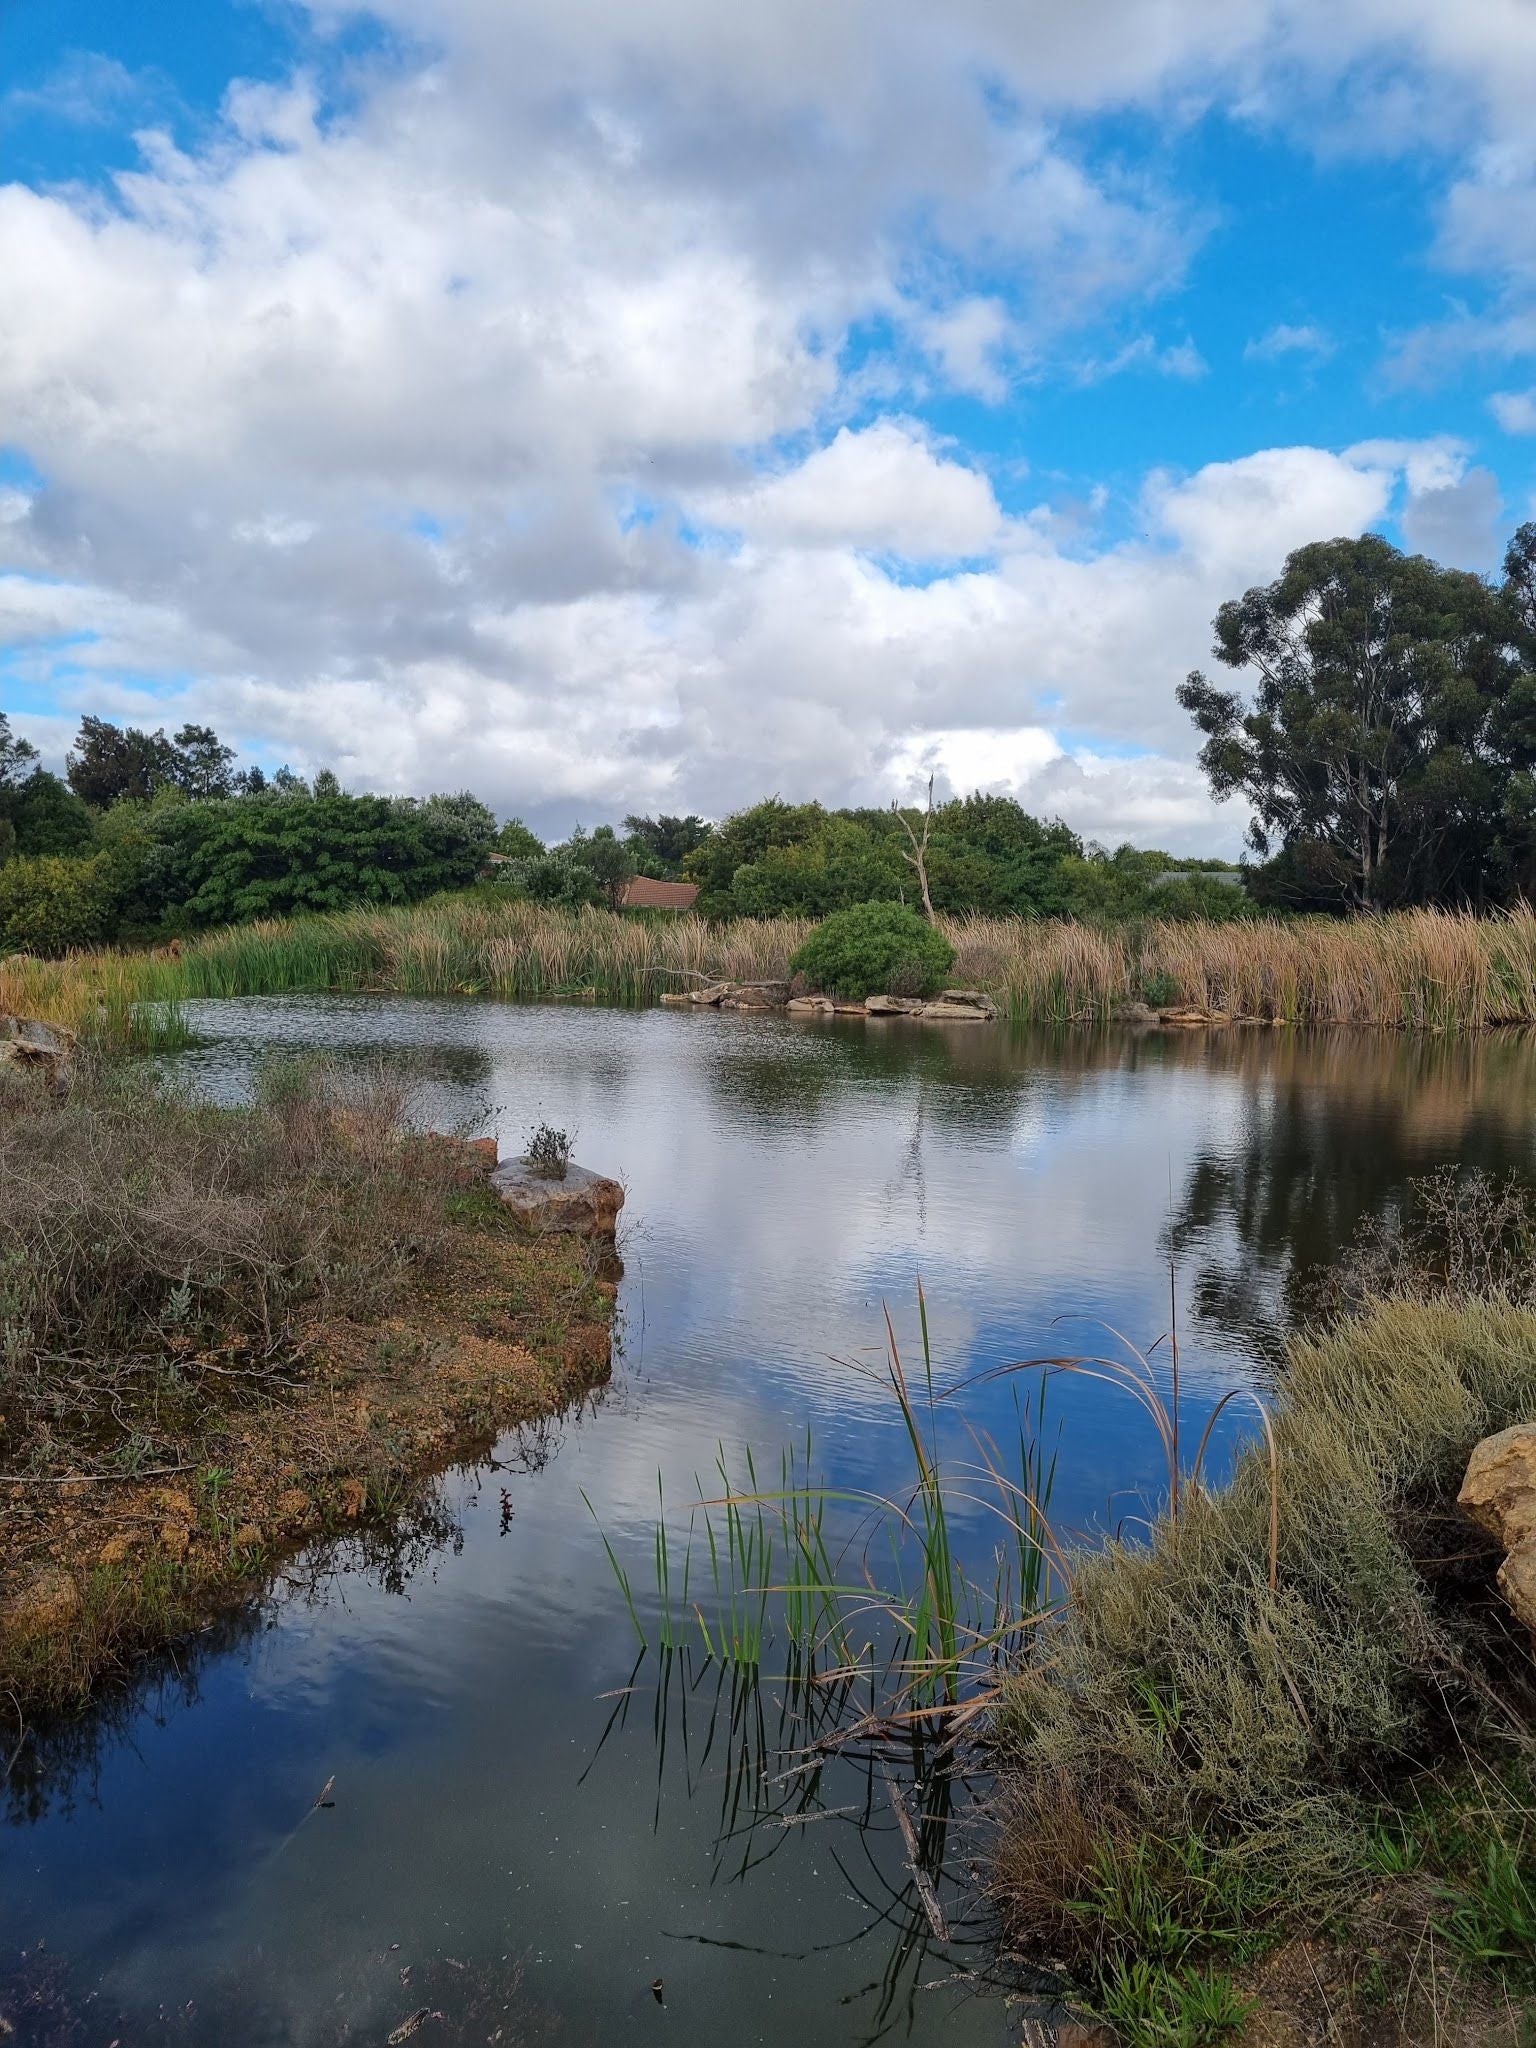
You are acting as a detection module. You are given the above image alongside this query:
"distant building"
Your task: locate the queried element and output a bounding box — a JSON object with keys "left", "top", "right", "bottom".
{"left": 619, "top": 877, "right": 701, "bottom": 911}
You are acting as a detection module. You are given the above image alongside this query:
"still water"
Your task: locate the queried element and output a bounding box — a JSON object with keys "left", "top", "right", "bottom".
{"left": 6, "top": 1002, "right": 1536, "bottom": 2045}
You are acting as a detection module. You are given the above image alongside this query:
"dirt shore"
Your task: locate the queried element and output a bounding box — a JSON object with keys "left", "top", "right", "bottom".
{"left": 0, "top": 1150, "right": 618, "bottom": 1723}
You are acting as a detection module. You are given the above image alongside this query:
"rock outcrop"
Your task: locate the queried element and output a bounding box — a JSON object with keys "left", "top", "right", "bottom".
{"left": 492, "top": 1157, "right": 625, "bottom": 1238}
{"left": 912, "top": 988, "right": 998, "bottom": 1022}
{"left": 1, "top": 1012, "right": 75, "bottom": 1093}
{"left": 1458, "top": 1423, "right": 1536, "bottom": 1629}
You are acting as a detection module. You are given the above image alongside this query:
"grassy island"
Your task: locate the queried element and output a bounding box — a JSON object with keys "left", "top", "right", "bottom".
{"left": 0, "top": 1055, "right": 616, "bottom": 1721}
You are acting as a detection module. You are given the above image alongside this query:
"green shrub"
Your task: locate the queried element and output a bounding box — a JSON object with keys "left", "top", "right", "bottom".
{"left": 788, "top": 900, "right": 955, "bottom": 1001}
{"left": 0, "top": 852, "right": 120, "bottom": 956}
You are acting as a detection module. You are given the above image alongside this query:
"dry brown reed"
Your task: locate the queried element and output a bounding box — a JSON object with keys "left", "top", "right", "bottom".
{"left": 7, "top": 896, "right": 1536, "bottom": 1041}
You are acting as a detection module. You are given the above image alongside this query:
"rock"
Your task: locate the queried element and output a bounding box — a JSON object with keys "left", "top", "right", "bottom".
{"left": 1460, "top": 1426, "right": 1536, "bottom": 1632}
{"left": 338, "top": 1477, "right": 367, "bottom": 1519}
{"left": 864, "top": 994, "right": 925, "bottom": 1015}
{"left": 916, "top": 988, "right": 998, "bottom": 1022}
{"left": 1459, "top": 1424, "right": 1536, "bottom": 1548}
{"left": 786, "top": 994, "right": 835, "bottom": 1015}
{"left": 917, "top": 997, "right": 992, "bottom": 1022}
{"left": 1500, "top": 1543, "right": 1536, "bottom": 1631}
{"left": 721, "top": 982, "right": 788, "bottom": 1010}
{"left": 0, "top": 1012, "right": 75, "bottom": 1094}
{"left": 491, "top": 1158, "right": 625, "bottom": 1238}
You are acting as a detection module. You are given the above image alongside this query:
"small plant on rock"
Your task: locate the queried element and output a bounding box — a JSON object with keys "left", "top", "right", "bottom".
{"left": 524, "top": 1121, "right": 572, "bottom": 1180}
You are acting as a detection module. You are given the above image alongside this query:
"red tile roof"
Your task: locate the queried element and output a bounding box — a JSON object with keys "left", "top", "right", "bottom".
{"left": 620, "top": 876, "right": 700, "bottom": 910}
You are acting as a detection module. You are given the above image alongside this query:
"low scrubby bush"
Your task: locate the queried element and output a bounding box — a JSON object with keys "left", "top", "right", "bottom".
{"left": 0, "top": 1056, "right": 467, "bottom": 1480}
{"left": 788, "top": 899, "right": 955, "bottom": 1001}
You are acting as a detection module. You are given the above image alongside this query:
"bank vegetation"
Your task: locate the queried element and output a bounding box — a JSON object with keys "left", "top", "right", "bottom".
{"left": 0, "top": 1055, "right": 616, "bottom": 1722}
{"left": 12, "top": 896, "right": 1536, "bottom": 1042}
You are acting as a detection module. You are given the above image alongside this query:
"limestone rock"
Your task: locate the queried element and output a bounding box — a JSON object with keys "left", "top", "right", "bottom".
{"left": 0, "top": 1012, "right": 75, "bottom": 1093}
{"left": 1499, "top": 1542, "right": 1536, "bottom": 1631}
{"left": 491, "top": 1158, "right": 625, "bottom": 1238}
{"left": 1459, "top": 1424, "right": 1536, "bottom": 1548}
{"left": 721, "top": 982, "right": 789, "bottom": 1010}
{"left": 864, "top": 994, "right": 925, "bottom": 1015}
{"left": 918, "top": 996, "right": 993, "bottom": 1022}
{"left": 918, "top": 988, "right": 998, "bottom": 1022}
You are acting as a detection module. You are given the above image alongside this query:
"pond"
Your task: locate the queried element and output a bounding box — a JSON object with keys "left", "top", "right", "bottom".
{"left": 6, "top": 1001, "right": 1536, "bottom": 2045}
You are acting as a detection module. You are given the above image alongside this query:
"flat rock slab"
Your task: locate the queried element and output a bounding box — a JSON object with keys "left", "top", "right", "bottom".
{"left": 491, "top": 1158, "right": 625, "bottom": 1238}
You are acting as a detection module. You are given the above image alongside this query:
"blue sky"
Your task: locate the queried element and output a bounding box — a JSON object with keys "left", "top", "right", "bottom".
{"left": 3, "top": 0, "right": 1535, "bottom": 848}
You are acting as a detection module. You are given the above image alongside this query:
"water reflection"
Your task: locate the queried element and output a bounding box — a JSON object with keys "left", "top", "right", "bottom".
{"left": 7, "top": 1002, "right": 1536, "bottom": 2047}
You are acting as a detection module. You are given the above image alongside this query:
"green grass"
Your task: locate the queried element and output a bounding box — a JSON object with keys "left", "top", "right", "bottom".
{"left": 991, "top": 1291, "right": 1536, "bottom": 2025}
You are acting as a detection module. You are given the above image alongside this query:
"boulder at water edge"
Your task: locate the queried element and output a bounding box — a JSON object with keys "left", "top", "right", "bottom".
{"left": 491, "top": 1158, "right": 625, "bottom": 1238}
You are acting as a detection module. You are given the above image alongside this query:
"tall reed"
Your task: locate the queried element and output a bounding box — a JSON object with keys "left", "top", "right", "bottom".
{"left": 9, "top": 896, "right": 1536, "bottom": 1042}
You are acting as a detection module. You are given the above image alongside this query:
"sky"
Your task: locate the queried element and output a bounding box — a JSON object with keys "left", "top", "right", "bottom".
{"left": 3, "top": 1, "right": 1536, "bottom": 852}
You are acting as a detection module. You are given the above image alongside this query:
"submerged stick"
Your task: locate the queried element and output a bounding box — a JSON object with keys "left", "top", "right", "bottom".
{"left": 883, "top": 1770, "right": 950, "bottom": 1942}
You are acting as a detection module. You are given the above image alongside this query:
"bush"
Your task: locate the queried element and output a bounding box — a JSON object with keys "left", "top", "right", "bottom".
{"left": 788, "top": 899, "right": 955, "bottom": 1001}
{"left": 0, "top": 852, "right": 120, "bottom": 956}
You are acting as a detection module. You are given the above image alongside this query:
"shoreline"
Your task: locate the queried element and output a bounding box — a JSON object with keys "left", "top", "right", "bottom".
{"left": 0, "top": 1138, "right": 618, "bottom": 1726}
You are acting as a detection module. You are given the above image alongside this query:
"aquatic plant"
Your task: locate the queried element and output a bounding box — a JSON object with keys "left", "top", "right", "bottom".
{"left": 14, "top": 896, "right": 1536, "bottom": 1047}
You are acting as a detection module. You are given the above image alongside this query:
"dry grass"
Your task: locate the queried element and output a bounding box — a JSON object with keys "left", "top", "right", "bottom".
{"left": 0, "top": 1056, "right": 616, "bottom": 1715}
{"left": 11, "top": 897, "right": 1536, "bottom": 1044}
{"left": 990, "top": 1290, "right": 1536, "bottom": 2027}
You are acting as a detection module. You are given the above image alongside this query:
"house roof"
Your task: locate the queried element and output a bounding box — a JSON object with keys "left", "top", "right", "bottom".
{"left": 620, "top": 876, "right": 700, "bottom": 910}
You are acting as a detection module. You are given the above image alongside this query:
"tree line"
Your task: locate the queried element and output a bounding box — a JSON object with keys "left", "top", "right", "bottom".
{"left": 4, "top": 518, "right": 1534, "bottom": 954}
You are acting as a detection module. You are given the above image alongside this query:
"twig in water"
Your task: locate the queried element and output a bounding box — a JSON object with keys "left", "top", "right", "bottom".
{"left": 883, "top": 1769, "right": 950, "bottom": 1942}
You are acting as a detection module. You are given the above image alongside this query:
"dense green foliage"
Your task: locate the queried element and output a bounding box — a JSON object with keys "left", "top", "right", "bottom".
{"left": 138, "top": 788, "right": 495, "bottom": 926}
{"left": 788, "top": 899, "right": 956, "bottom": 999}
{"left": 1181, "top": 524, "right": 1536, "bottom": 910}
{"left": 0, "top": 851, "right": 121, "bottom": 954}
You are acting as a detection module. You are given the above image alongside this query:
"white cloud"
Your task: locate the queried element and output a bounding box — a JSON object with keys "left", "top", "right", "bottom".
{"left": 3, "top": 0, "right": 1533, "bottom": 855}
{"left": 1492, "top": 389, "right": 1536, "bottom": 435}
{"left": 1244, "top": 321, "right": 1335, "bottom": 363}
{"left": 698, "top": 423, "right": 1001, "bottom": 560}
{"left": 1400, "top": 465, "right": 1504, "bottom": 568}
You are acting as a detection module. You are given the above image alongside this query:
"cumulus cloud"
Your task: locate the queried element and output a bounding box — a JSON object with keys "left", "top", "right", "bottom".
{"left": 1492, "top": 389, "right": 1536, "bottom": 435}
{"left": 2, "top": 0, "right": 1533, "bottom": 853}
{"left": 697, "top": 423, "right": 1002, "bottom": 560}
{"left": 1244, "top": 322, "right": 1334, "bottom": 363}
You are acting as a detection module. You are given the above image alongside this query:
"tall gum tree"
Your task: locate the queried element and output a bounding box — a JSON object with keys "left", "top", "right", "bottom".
{"left": 1178, "top": 534, "right": 1521, "bottom": 911}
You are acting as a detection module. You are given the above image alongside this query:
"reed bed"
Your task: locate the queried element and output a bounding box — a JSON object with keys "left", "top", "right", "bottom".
{"left": 7, "top": 895, "right": 1536, "bottom": 1041}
